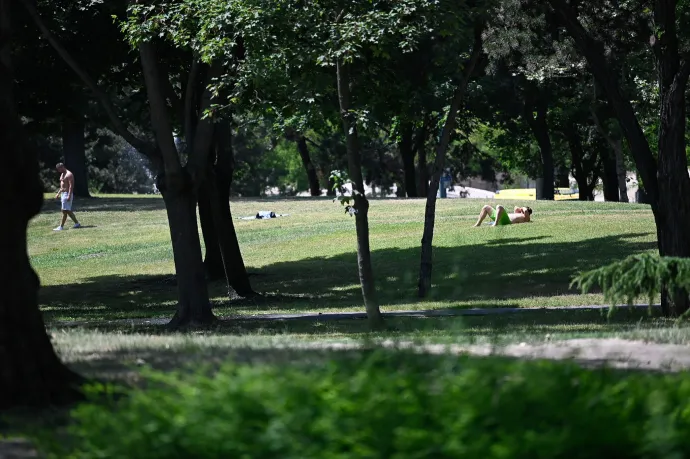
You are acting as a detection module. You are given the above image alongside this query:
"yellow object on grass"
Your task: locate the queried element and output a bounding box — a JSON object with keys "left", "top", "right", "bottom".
{"left": 495, "top": 188, "right": 579, "bottom": 201}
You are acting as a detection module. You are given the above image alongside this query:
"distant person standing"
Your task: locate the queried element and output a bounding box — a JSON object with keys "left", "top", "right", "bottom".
{"left": 53, "top": 163, "right": 81, "bottom": 231}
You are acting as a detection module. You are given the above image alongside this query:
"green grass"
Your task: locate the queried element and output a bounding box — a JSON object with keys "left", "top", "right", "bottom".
{"left": 53, "top": 308, "right": 690, "bottom": 379}
{"left": 16, "top": 194, "right": 689, "bottom": 457}
{"left": 30, "top": 194, "right": 689, "bottom": 370}
{"left": 32, "top": 195, "right": 657, "bottom": 323}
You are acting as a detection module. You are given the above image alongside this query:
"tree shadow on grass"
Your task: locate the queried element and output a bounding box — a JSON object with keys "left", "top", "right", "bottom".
{"left": 63, "top": 309, "right": 671, "bottom": 386}
{"left": 40, "top": 231, "right": 656, "bottom": 323}
{"left": 244, "top": 231, "right": 656, "bottom": 310}
{"left": 40, "top": 196, "right": 168, "bottom": 214}
{"left": 39, "top": 195, "right": 352, "bottom": 215}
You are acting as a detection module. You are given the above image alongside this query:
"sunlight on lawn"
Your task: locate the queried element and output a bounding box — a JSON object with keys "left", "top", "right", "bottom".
{"left": 30, "top": 195, "right": 657, "bottom": 323}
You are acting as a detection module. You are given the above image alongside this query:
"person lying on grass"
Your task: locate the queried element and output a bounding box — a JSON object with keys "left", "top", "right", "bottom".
{"left": 473, "top": 204, "right": 532, "bottom": 227}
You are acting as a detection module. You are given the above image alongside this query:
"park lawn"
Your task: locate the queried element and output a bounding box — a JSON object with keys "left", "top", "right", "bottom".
{"left": 30, "top": 194, "right": 658, "bottom": 323}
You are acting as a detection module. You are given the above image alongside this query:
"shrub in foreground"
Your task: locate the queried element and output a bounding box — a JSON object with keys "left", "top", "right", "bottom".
{"left": 46, "top": 352, "right": 690, "bottom": 458}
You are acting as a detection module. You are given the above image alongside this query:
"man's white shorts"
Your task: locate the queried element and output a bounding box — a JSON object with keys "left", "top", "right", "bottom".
{"left": 61, "top": 192, "right": 73, "bottom": 211}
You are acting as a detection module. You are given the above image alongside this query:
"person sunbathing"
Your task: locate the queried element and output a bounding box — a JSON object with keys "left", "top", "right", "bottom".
{"left": 473, "top": 204, "right": 532, "bottom": 227}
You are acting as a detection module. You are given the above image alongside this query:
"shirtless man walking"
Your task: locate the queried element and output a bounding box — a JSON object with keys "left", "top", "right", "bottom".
{"left": 53, "top": 163, "right": 81, "bottom": 231}
{"left": 473, "top": 204, "right": 532, "bottom": 227}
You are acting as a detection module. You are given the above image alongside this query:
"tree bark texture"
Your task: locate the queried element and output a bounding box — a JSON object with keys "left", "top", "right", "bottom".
{"left": 549, "top": 0, "right": 690, "bottom": 315}
{"left": 653, "top": 0, "right": 690, "bottom": 316}
{"left": 198, "top": 179, "right": 223, "bottom": 280}
{"left": 0, "top": 0, "right": 83, "bottom": 409}
{"left": 336, "top": 57, "right": 384, "bottom": 328}
{"left": 62, "top": 116, "right": 90, "bottom": 197}
{"left": 418, "top": 22, "right": 484, "bottom": 298}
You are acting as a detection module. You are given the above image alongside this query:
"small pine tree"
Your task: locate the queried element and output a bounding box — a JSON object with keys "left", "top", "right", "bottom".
{"left": 571, "top": 253, "right": 690, "bottom": 316}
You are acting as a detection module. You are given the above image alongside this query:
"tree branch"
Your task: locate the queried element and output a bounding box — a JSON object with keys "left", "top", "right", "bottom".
{"left": 303, "top": 136, "right": 322, "bottom": 150}
{"left": 160, "top": 61, "right": 184, "bottom": 125}
{"left": 187, "top": 61, "right": 224, "bottom": 187}
{"left": 139, "top": 41, "right": 182, "bottom": 176}
{"left": 20, "top": 0, "right": 157, "bottom": 159}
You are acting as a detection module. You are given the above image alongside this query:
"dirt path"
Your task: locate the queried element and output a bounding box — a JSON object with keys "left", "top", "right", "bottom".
{"left": 51, "top": 304, "right": 660, "bottom": 328}
{"left": 274, "top": 337, "right": 690, "bottom": 372}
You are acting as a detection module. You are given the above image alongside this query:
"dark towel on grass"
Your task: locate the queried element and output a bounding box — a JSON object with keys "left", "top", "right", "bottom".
{"left": 238, "top": 211, "right": 289, "bottom": 220}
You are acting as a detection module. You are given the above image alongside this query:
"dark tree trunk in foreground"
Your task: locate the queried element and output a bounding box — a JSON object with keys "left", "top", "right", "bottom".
{"left": 549, "top": 0, "right": 690, "bottom": 316}
{"left": 336, "top": 57, "right": 384, "bottom": 329}
{"left": 0, "top": 0, "right": 83, "bottom": 409}
{"left": 654, "top": 0, "right": 690, "bottom": 316}
{"left": 398, "top": 121, "right": 418, "bottom": 197}
{"left": 296, "top": 135, "right": 321, "bottom": 197}
{"left": 601, "top": 144, "right": 619, "bottom": 202}
{"left": 62, "top": 115, "right": 90, "bottom": 197}
{"left": 418, "top": 22, "right": 484, "bottom": 297}
{"left": 523, "top": 93, "right": 555, "bottom": 200}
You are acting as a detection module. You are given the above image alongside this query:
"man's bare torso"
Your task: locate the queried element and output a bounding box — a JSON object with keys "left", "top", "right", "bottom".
{"left": 508, "top": 207, "right": 531, "bottom": 224}
{"left": 60, "top": 171, "right": 74, "bottom": 193}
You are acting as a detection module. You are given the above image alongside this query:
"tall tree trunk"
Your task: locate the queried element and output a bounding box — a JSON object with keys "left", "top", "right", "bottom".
{"left": 613, "top": 140, "right": 629, "bottom": 202}
{"left": 654, "top": 0, "right": 690, "bottom": 316}
{"left": 0, "top": 0, "right": 83, "bottom": 409}
{"left": 296, "top": 135, "right": 321, "bottom": 197}
{"left": 336, "top": 57, "right": 383, "bottom": 329}
{"left": 211, "top": 122, "right": 254, "bottom": 296}
{"left": 523, "top": 96, "right": 555, "bottom": 200}
{"left": 61, "top": 116, "right": 90, "bottom": 197}
{"left": 199, "top": 127, "right": 254, "bottom": 297}
{"left": 160, "top": 172, "right": 215, "bottom": 327}
{"left": 418, "top": 22, "right": 484, "bottom": 297}
{"left": 555, "top": 165, "right": 570, "bottom": 188}
{"left": 564, "top": 122, "right": 599, "bottom": 201}
{"left": 415, "top": 117, "right": 429, "bottom": 197}
{"left": 549, "top": 0, "right": 690, "bottom": 316}
{"left": 417, "top": 146, "right": 428, "bottom": 197}
{"left": 198, "top": 177, "right": 223, "bottom": 280}
{"left": 398, "top": 121, "right": 418, "bottom": 197}
{"left": 600, "top": 144, "right": 619, "bottom": 201}
{"left": 140, "top": 42, "right": 215, "bottom": 326}
{"left": 590, "top": 106, "right": 629, "bottom": 202}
